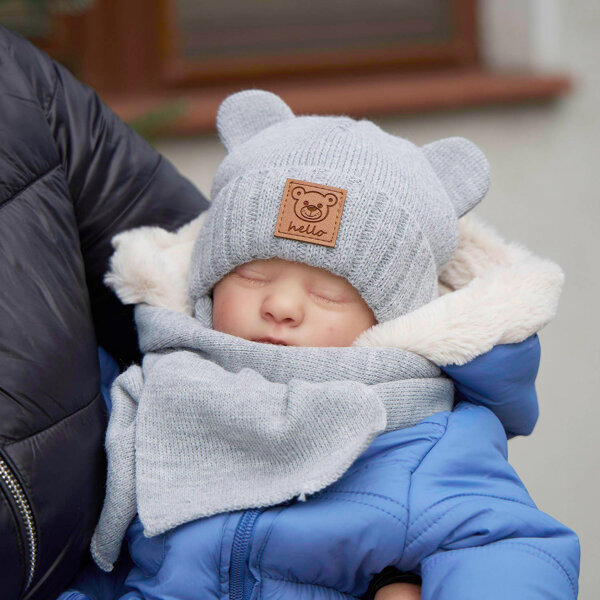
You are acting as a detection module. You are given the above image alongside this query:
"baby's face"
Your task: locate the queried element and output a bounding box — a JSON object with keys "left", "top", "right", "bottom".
{"left": 212, "top": 258, "right": 376, "bottom": 347}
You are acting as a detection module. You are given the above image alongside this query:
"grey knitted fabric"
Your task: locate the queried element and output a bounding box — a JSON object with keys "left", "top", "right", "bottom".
{"left": 189, "top": 90, "right": 490, "bottom": 324}
{"left": 91, "top": 305, "right": 454, "bottom": 572}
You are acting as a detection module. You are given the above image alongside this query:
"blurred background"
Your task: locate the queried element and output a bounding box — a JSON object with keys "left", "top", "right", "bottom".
{"left": 2, "top": 1, "right": 598, "bottom": 597}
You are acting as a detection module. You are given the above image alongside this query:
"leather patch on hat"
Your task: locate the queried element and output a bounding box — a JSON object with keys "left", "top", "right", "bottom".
{"left": 274, "top": 179, "right": 346, "bottom": 248}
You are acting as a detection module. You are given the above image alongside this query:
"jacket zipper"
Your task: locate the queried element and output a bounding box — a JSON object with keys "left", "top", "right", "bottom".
{"left": 0, "top": 454, "right": 37, "bottom": 593}
{"left": 230, "top": 509, "right": 263, "bottom": 600}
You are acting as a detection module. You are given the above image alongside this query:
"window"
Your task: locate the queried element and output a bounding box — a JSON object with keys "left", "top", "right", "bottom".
{"left": 2, "top": 0, "right": 570, "bottom": 136}
{"left": 165, "top": 0, "right": 476, "bottom": 83}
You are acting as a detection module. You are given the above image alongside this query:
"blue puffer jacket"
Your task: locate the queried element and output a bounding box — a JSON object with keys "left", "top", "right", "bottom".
{"left": 62, "top": 335, "right": 579, "bottom": 600}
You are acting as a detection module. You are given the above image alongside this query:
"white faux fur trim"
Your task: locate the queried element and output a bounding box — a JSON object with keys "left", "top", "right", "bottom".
{"left": 104, "top": 214, "right": 563, "bottom": 366}
{"left": 104, "top": 213, "right": 207, "bottom": 315}
{"left": 354, "top": 217, "right": 564, "bottom": 365}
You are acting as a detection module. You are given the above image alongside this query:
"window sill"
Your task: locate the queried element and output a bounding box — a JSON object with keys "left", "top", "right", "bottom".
{"left": 102, "top": 68, "right": 571, "bottom": 138}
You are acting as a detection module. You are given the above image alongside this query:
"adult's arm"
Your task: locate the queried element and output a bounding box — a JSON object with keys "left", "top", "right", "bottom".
{"left": 6, "top": 26, "right": 209, "bottom": 365}
{"left": 0, "top": 25, "right": 208, "bottom": 600}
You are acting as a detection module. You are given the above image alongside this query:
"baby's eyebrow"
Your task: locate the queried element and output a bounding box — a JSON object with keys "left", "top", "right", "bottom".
{"left": 311, "top": 278, "right": 343, "bottom": 289}
{"left": 240, "top": 260, "right": 269, "bottom": 270}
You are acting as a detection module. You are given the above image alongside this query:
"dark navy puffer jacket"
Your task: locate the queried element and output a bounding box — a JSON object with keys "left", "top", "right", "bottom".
{"left": 0, "top": 26, "right": 208, "bottom": 600}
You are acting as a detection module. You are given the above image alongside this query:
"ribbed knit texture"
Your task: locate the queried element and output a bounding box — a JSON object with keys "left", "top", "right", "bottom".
{"left": 189, "top": 90, "right": 490, "bottom": 323}
{"left": 91, "top": 305, "right": 454, "bottom": 572}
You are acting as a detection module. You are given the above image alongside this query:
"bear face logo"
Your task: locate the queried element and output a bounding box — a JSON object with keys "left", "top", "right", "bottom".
{"left": 291, "top": 186, "right": 339, "bottom": 223}
{"left": 275, "top": 178, "right": 347, "bottom": 248}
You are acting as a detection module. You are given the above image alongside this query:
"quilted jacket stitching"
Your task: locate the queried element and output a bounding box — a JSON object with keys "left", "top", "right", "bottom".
{"left": 260, "top": 573, "right": 358, "bottom": 599}
{"left": 313, "top": 495, "right": 407, "bottom": 525}
{"left": 399, "top": 414, "right": 449, "bottom": 561}
{"left": 44, "top": 63, "right": 61, "bottom": 122}
{"left": 256, "top": 508, "right": 286, "bottom": 600}
{"left": 423, "top": 539, "right": 577, "bottom": 596}
{"left": 406, "top": 492, "right": 535, "bottom": 545}
{"left": 4, "top": 391, "right": 103, "bottom": 449}
{"left": 315, "top": 489, "right": 408, "bottom": 511}
{"left": 0, "top": 163, "right": 61, "bottom": 213}
{"left": 332, "top": 421, "right": 447, "bottom": 482}
{"left": 4, "top": 27, "right": 59, "bottom": 140}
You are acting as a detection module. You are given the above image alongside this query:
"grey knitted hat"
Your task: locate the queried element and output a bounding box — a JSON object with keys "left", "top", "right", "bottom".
{"left": 189, "top": 90, "right": 490, "bottom": 323}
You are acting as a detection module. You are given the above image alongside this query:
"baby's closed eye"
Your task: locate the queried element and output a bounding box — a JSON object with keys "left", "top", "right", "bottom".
{"left": 309, "top": 286, "right": 350, "bottom": 304}
{"left": 233, "top": 265, "right": 270, "bottom": 283}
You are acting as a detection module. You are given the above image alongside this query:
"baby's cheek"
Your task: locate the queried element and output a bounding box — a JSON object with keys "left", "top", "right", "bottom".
{"left": 212, "top": 290, "right": 237, "bottom": 333}
{"left": 212, "top": 303, "right": 225, "bottom": 331}
{"left": 316, "top": 320, "right": 356, "bottom": 347}
{"left": 324, "top": 312, "right": 374, "bottom": 346}
{"left": 213, "top": 287, "right": 257, "bottom": 339}
{"left": 320, "top": 325, "right": 336, "bottom": 344}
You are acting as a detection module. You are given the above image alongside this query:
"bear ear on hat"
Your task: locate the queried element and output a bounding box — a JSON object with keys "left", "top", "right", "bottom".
{"left": 217, "top": 90, "right": 294, "bottom": 153}
{"left": 422, "top": 137, "right": 491, "bottom": 218}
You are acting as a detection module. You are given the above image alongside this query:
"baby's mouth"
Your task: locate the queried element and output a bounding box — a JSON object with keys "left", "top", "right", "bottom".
{"left": 252, "top": 337, "right": 289, "bottom": 346}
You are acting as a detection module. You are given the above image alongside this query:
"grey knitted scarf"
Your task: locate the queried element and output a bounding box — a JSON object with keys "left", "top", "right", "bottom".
{"left": 91, "top": 305, "right": 453, "bottom": 571}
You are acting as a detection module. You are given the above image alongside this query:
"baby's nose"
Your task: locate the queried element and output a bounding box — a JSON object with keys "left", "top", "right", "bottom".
{"left": 261, "top": 288, "right": 304, "bottom": 326}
